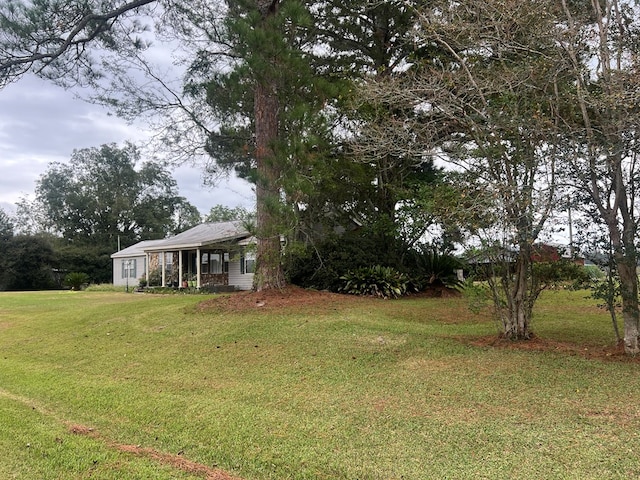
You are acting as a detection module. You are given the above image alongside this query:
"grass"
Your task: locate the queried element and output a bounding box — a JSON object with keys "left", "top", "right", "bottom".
{"left": 0, "top": 289, "right": 639, "bottom": 479}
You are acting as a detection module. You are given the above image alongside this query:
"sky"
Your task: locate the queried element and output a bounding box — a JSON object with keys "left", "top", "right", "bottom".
{"left": 0, "top": 74, "right": 255, "bottom": 218}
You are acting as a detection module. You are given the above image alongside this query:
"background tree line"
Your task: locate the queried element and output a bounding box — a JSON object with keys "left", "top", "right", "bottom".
{"left": 2, "top": 0, "right": 640, "bottom": 353}
{"left": 0, "top": 143, "right": 203, "bottom": 288}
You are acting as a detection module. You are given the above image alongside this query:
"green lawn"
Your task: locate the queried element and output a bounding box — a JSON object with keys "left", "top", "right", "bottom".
{"left": 0, "top": 289, "right": 638, "bottom": 479}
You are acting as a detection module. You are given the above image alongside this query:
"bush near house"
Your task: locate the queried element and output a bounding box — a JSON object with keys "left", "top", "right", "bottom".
{"left": 340, "top": 265, "right": 409, "bottom": 299}
{"left": 64, "top": 272, "right": 90, "bottom": 291}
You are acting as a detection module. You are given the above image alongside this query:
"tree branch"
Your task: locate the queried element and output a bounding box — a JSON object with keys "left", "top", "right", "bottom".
{"left": 0, "top": 0, "right": 157, "bottom": 85}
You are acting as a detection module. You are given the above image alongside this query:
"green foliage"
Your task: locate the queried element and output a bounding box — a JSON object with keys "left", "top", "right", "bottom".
{"left": 146, "top": 268, "right": 163, "bottom": 287}
{"left": 0, "top": 235, "right": 56, "bottom": 291}
{"left": 55, "top": 242, "right": 113, "bottom": 284}
{"left": 589, "top": 275, "right": 621, "bottom": 310}
{"left": 461, "top": 279, "right": 491, "bottom": 314}
{"left": 285, "top": 229, "right": 402, "bottom": 291}
{"left": 33, "top": 143, "right": 197, "bottom": 245}
{"left": 530, "top": 260, "right": 592, "bottom": 296}
{"left": 408, "top": 249, "right": 465, "bottom": 291}
{"left": 64, "top": 272, "right": 89, "bottom": 291}
{"left": 0, "top": 207, "right": 13, "bottom": 240}
{"left": 340, "top": 265, "right": 409, "bottom": 299}
{"left": 204, "top": 205, "right": 254, "bottom": 223}
{"left": 84, "top": 283, "right": 126, "bottom": 292}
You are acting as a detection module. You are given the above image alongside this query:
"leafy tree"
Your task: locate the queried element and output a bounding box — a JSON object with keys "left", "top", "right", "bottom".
{"left": 204, "top": 205, "right": 253, "bottom": 223}
{"left": 0, "top": 0, "right": 442, "bottom": 292}
{"left": 358, "top": 0, "right": 571, "bottom": 339}
{"left": 172, "top": 198, "right": 202, "bottom": 233}
{"left": 311, "top": 0, "right": 443, "bottom": 245}
{"left": 0, "top": 207, "right": 13, "bottom": 240}
{"left": 556, "top": 0, "right": 640, "bottom": 354}
{"left": 0, "top": 235, "right": 56, "bottom": 291}
{"left": 34, "top": 143, "right": 196, "bottom": 246}
{"left": 0, "top": 207, "right": 15, "bottom": 289}
{"left": 1, "top": 0, "right": 294, "bottom": 290}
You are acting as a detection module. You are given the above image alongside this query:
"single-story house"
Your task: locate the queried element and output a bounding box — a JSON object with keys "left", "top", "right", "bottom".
{"left": 111, "top": 239, "right": 167, "bottom": 288}
{"left": 111, "top": 220, "right": 256, "bottom": 290}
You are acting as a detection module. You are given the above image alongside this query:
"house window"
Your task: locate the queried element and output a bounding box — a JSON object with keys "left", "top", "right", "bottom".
{"left": 121, "top": 259, "right": 137, "bottom": 279}
{"left": 200, "top": 251, "right": 227, "bottom": 274}
{"left": 200, "top": 252, "right": 209, "bottom": 273}
{"left": 241, "top": 251, "right": 255, "bottom": 275}
{"left": 164, "top": 252, "right": 173, "bottom": 274}
{"left": 209, "top": 253, "right": 222, "bottom": 274}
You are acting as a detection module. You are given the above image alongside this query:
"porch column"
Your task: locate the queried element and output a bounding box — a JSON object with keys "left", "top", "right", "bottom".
{"left": 179, "top": 250, "right": 183, "bottom": 288}
{"left": 161, "top": 251, "right": 166, "bottom": 287}
{"left": 196, "top": 248, "right": 201, "bottom": 289}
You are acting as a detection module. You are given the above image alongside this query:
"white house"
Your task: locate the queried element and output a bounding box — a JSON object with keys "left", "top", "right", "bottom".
{"left": 111, "top": 239, "right": 166, "bottom": 288}
{"left": 111, "top": 221, "right": 256, "bottom": 290}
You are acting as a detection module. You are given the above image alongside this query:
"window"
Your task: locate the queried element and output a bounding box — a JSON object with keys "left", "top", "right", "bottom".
{"left": 241, "top": 251, "right": 256, "bottom": 275}
{"left": 201, "top": 251, "right": 226, "bottom": 274}
{"left": 209, "top": 253, "right": 222, "bottom": 274}
{"left": 201, "top": 252, "right": 209, "bottom": 273}
{"left": 121, "top": 259, "right": 137, "bottom": 279}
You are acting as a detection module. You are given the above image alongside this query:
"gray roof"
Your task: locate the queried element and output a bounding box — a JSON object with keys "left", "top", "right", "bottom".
{"left": 142, "top": 220, "right": 251, "bottom": 252}
{"left": 110, "top": 239, "right": 167, "bottom": 259}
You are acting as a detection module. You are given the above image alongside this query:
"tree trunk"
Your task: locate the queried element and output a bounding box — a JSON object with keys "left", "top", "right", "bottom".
{"left": 614, "top": 245, "right": 640, "bottom": 354}
{"left": 503, "top": 248, "right": 532, "bottom": 340}
{"left": 253, "top": 80, "right": 286, "bottom": 291}
{"left": 250, "top": 0, "right": 286, "bottom": 292}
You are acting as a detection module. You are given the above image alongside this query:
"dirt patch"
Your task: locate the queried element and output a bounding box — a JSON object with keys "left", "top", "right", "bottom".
{"left": 197, "top": 285, "right": 461, "bottom": 314}
{"left": 197, "top": 285, "right": 369, "bottom": 313}
{"left": 69, "top": 424, "right": 241, "bottom": 480}
{"left": 467, "top": 334, "right": 639, "bottom": 363}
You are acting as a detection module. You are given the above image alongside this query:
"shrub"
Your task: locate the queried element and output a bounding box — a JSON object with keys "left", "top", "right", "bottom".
{"left": 408, "top": 249, "right": 465, "bottom": 291}
{"left": 340, "top": 265, "right": 409, "bottom": 299}
{"left": 285, "top": 235, "right": 380, "bottom": 291}
{"left": 64, "top": 272, "right": 89, "bottom": 291}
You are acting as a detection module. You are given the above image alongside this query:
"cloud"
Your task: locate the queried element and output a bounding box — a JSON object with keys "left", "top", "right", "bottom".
{"left": 0, "top": 75, "right": 254, "bottom": 216}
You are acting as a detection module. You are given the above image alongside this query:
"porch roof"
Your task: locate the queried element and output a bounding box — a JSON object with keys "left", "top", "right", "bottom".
{"left": 142, "top": 220, "right": 252, "bottom": 252}
{"left": 111, "top": 239, "right": 166, "bottom": 259}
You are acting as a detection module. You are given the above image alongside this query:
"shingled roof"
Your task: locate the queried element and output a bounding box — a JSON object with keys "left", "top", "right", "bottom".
{"left": 142, "top": 220, "right": 252, "bottom": 252}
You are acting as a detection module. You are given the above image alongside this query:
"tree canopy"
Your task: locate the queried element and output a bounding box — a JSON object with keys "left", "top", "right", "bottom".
{"left": 26, "top": 142, "right": 198, "bottom": 247}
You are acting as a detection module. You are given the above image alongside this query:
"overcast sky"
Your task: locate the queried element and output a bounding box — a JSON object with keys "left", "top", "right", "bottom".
{"left": 0, "top": 74, "right": 255, "bottom": 218}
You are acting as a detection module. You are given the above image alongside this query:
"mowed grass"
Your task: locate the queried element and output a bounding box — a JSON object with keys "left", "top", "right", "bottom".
{"left": 0, "top": 289, "right": 639, "bottom": 479}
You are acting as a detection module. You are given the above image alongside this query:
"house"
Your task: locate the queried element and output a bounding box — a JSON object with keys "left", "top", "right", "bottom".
{"left": 111, "top": 221, "right": 256, "bottom": 290}
{"left": 111, "top": 239, "right": 167, "bottom": 288}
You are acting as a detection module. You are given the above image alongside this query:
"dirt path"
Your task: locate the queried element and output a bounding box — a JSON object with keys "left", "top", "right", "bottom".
{"left": 68, "top": 424, "right": 242, "bottom": 480}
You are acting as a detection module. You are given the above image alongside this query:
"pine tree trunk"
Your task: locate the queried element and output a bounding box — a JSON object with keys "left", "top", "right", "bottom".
{"left": 253, "top": 79, "right": 286, "bottom": 291}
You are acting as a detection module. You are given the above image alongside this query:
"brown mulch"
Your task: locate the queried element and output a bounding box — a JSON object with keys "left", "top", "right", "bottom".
{"left": 467, "top": 334, "right": 638, "bottom": 363}
{"left": 68, "top": 424, "right": 241, "bottom": 480}
{"left": 197, "top": 285, "right": 368, "bottom": 313}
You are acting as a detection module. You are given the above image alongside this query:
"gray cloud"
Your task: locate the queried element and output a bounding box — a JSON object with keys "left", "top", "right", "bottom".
{"left": 0, "top": 75, "right": 254, "bottom": 217}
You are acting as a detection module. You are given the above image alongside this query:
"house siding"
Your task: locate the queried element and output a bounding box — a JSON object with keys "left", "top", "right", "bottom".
{"left": 112, "top": 255, "right": 146, "bottom": 287}
{"left": 228, "top": 259, "right": 254, "bottom": 290}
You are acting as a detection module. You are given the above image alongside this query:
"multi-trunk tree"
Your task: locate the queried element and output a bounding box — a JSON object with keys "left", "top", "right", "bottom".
{"left": 557, "top": 0, "right": 640, "bottom": 354}
{"left": 358, "top": 0, "right": 571, "bottom": 339}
